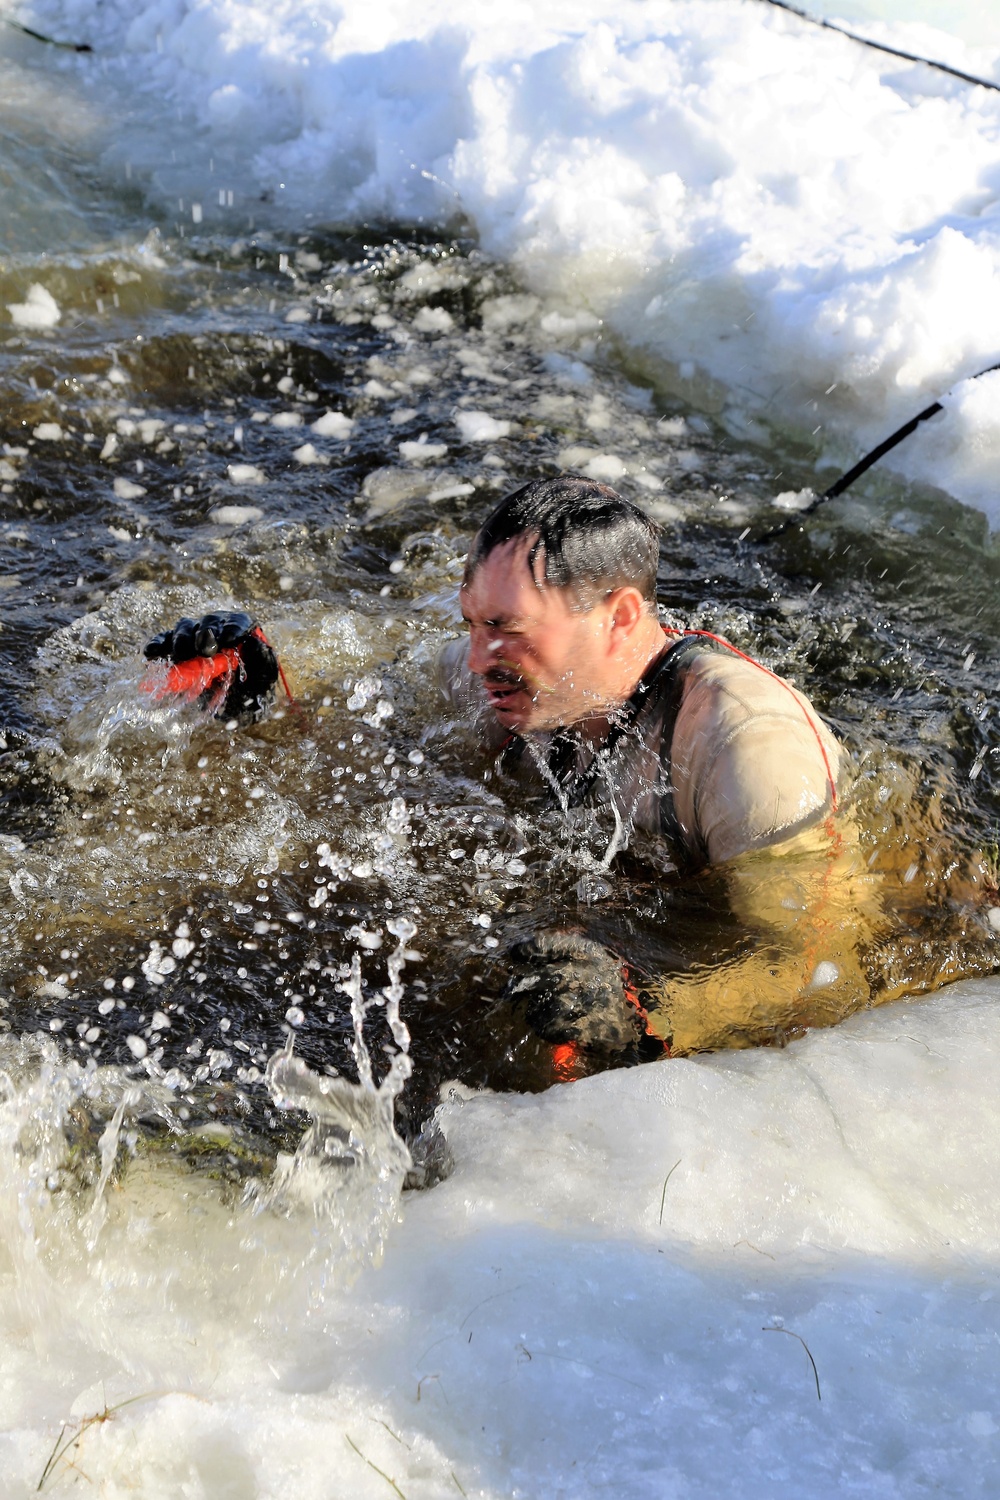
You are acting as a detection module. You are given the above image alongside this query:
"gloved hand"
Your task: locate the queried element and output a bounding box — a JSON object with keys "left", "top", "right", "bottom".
{"left": 143, "top": 610, "right": 279, "bottom": 721}
{"left": 504, "top": 931, "right": 641, "bottom": 1052}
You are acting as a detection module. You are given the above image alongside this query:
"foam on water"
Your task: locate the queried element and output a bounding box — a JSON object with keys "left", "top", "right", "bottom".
{"left": 14, "top": 0, "right": 1000, "bottom": 519}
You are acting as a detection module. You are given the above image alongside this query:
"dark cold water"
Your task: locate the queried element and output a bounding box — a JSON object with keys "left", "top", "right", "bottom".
{"left": 1, "top": 28, "right": 998, "bottom": 1183}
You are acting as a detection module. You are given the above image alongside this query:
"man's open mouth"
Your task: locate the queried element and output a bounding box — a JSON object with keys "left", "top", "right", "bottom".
{"left": 484, "top": 673, "right": 526, "bottom": 708}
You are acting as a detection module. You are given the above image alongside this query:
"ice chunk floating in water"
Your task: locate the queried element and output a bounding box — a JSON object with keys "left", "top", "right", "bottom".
{"left": 7, "top": 282, "right": 60, "bottom": 330}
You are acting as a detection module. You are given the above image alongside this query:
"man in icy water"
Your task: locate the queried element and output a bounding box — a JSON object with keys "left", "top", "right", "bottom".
{"left": 449, "top": 475, "right": 840, "bottom": 860}
{"left": 437, "top": 474, "right": 864, "bottom": 1057}
{"left": 146, "top": 473, "right": 871, "bottom": 1059}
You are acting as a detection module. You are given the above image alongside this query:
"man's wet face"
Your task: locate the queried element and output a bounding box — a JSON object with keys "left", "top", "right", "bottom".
{"left": 459, "top": 539, "right": 611, "bottom": 733}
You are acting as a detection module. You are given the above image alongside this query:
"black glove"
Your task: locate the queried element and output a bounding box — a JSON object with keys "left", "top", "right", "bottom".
{"left": 144, "top": 610, "right": 279, "bottom": 721}
{"left": 504, "top": 931, "right": 641, "bottom": 1052}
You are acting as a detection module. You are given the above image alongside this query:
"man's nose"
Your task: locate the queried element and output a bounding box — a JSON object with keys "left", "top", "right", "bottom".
{"left": 466, "top": 626, "right": 491, "bottom": 677}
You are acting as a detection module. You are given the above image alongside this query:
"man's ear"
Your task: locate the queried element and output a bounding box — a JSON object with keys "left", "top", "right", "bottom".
{"left": 605, "top": 586, "right": 646, "bottom": 645}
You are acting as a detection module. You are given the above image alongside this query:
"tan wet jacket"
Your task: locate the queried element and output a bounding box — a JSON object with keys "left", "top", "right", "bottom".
{"left": 438, "top": 631, "right": 841, "bottom": 869}
{"left": 664, "top": 637, "right": 841, "bottom": 864}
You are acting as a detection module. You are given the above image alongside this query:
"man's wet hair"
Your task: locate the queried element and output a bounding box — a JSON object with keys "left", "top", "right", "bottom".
{"left": 466, "top": 474, "right": 661, "bottom": 609}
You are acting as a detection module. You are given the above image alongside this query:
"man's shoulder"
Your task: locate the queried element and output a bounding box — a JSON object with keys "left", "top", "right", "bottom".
{"left": 668, "top": 640, "right": 842, "bottom": 863}
{"left": 676, "top": 642, "right": 830, "bottom": 737}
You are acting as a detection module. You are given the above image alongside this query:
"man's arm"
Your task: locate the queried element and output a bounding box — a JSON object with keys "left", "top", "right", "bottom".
{"left": 643, "top": 816, "right": 883, "bottom": 1053}
{"left": 640, "top": 650, "right": 874, "bottom": 1052}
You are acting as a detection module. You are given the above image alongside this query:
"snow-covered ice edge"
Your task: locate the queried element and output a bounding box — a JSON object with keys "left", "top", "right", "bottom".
{"left": 3, "top": 978, "right": 999, "bottom": 1497}
{"left": 15, "top": 0, "right": 1000, "bottom": 522}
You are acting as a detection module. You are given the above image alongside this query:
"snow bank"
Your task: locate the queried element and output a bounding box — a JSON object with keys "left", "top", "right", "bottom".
{"left": 21, "top": 0, "right": 1000, "bottom": 519}
{"left": 434, "top": 979, "right": 1000, "bottom": 1263}
{"left": 3, "top": 978, "right": 1000, "bottom": 1497}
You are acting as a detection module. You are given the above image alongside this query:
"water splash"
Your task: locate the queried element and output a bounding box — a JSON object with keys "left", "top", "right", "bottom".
{"left": 0, "top": 1037, "right": 180, "bottom": 1344}
{"left": 0, "top": 909, "right": 418, "bottom": 1364}
{"left": 50, "top": 685, "right": 199, "bottom": 792}
{"left": 247, "top": 916, "right": 416, "bottom": 1267}
{"left": 80, "top": 1092, "right": 133, "bottom": 1252}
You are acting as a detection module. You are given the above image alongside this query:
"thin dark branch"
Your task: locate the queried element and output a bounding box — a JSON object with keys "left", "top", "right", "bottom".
{"left": 37, "top": 1393, "right": 166, "bottom": 1491}
{"left": 658, "top": 1159, "right": 682, "bottom": 1225}
{"left": 2, "top": 15, "right": 91, "bottom": 51}
{"left": 763, "top": 1326, "right": 822, "bottom": 1400}
{"left": 755, "top": 0, "right": 1000, "bottom": 92}
{"left": 346, "top": 1435, "right": 407, "bottom": 1500}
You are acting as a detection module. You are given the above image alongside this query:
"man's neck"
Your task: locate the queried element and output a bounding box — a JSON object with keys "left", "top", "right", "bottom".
{"left": 573, "top": 617, "right": 672, "bottom": 748}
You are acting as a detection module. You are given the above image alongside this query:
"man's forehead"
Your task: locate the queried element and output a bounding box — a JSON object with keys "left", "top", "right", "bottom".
{"left": 461, "top": 538, "right": 564, "bottom": 620}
